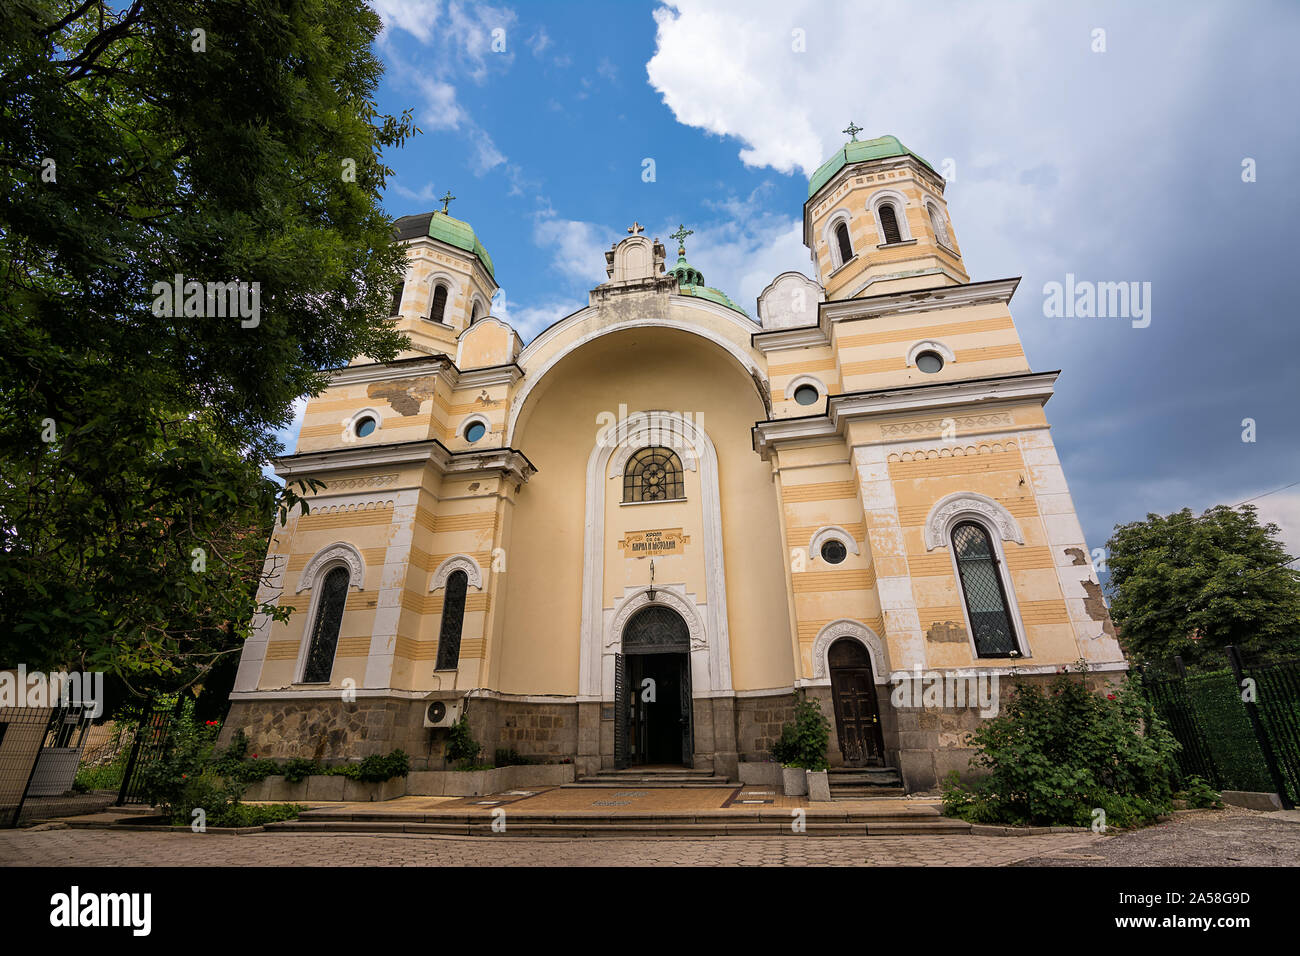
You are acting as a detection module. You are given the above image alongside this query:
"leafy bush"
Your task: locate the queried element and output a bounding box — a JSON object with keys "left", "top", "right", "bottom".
{"left": 282, "top": 757, "right": 322, "bottom": 783}
{"left": 1179, "top": 775, "right": 1224, "bottom": 809}
{"left": 445, "top": 715, "right": 481, "bottom": 767}
{"left": 215, "top": 803, "right": 307, "bottom": 828}
{"left": 333, "top": 749, "right": 409, "bottom": 782}
{"left": 941, "top": 669, "right": 1180, "bottom": 829}
{"left": 769, "top": 693, "right": 831, "bottom": 771}
{"left": 75, "top": 754, "right": 128, "bottom": 791}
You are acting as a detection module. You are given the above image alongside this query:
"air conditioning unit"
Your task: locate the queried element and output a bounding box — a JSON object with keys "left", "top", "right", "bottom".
{"left": 423, "top": 699, "right": 462, "bottom": 729}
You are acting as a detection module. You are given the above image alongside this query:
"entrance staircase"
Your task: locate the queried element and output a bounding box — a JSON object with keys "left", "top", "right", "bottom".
{"left": 566, "top": 766, "right": 732, "bottom": 789}
{"left": 828, "top": 766, "right": 906, "bottom": 799}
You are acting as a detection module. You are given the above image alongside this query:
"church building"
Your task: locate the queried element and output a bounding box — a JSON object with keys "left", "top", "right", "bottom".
{"left": 222, "top": 133, "right": 1126, "bottom": 792}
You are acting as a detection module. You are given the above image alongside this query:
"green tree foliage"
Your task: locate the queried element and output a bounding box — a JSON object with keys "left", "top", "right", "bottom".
{"left": 769, "top": 692, "right": 831, "bottom": 770}
{"left": 0, "top": 1, "right": 416, "bottom": 693}
{"left": 1105, "top": 505, "right": 1300, "bottom": 667}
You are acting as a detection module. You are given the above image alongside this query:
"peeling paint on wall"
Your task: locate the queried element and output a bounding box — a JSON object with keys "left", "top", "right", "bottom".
{"left": 368, "top": 376, "right": 438, "bottom": 415}
{"left": 1080, "top": 579, "right": 1117, "bottom": 638}
{"left": 1064, "top": 546, "right": 1089, "bottom": 566}
{"left": 926, "top": 620, "right": 967, "bottom": 643}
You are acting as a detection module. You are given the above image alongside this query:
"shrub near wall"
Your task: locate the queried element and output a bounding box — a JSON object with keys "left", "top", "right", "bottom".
{"left": 943, "top": 669, "right": 1181, "bottom": 829}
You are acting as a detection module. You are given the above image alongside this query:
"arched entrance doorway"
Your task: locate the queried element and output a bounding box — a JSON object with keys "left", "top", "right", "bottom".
{"left": 615, "top": 605, "right": 693, "bottom": 768}
{"left": 828, "top": 638, "right": 885, "bottom": 766}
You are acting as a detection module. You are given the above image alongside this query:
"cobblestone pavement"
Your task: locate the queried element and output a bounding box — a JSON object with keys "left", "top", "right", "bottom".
{"left": 0, "top": 828, "right": 1099, "bottom": 867}
{"left": 1013, "top": 806, "right": 1300, "bottom": 867}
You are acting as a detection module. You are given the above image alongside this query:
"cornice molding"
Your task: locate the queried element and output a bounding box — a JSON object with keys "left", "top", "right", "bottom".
{"left": 275, "top": 438, "right": 537, "bottom": 483}
{"left": 820, "top": 276, "right": 1020, "bottom": 324}
{"left": 752, "top": 370, "right": 1059, "bottom": 458}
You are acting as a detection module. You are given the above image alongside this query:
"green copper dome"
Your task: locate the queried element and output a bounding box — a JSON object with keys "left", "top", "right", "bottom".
{"left": 669, "top": 245, "right": 748, "bottom": 317}
{"left": 807, "top": 134, "right": 935, "bottom": 198}
{"left": 392, "top": 210, "right": 495, "bottom": 279}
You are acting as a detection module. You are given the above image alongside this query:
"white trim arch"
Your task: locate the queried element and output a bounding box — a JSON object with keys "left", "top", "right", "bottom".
{"left": 605, "top": 412, "right": 701, "bottom": 477}
{"left": 508, "top": 314, "right": 767, "bottom": 445}
{"left": 810, "top": 619, "right": 889, "bottom": 684}
{"left": 607, "top": 587, "right": 707, "bottom": 653}
{"left": 424, "top": 272, "right": 458, "bottom": 324}
{"left": 868, "top": 189, "right": 912, "bottom": 243}
{"left": 821, "top": 207, "right": 855, "bottom": 270}
{"left": 925, "top": 200, "right": 952, "bottom": 248}
{"left": 785, "top": 374, "right": 826, "bottom": 407}
{"left": 906, "top": 340, "right": 956, "bottom": 369}
{"left": 809, "top": 525, "right": 861, "bottom": 561}
{"left": 295, "top": 542, "right": 366, "bottom": 594}
{"left": 343, "top": 406, "right": 384, "bottom": 441}
{"left": 580, "top": 411, "right": 732, "bottom": 700}
{"left": 430, "top": 553, "right": 484, "bottom": 591}
{"left": 923, "top": 491, "right": 1024, "bottom": 551}
{"left": 459, "top": 412, "right": 491, "bottom": 444}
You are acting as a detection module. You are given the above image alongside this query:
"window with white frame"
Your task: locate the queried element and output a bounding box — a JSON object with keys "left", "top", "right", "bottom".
{"left": 302, "top": 565, "right": 349, "bottom": 682}
{"left": 951, "top": 520, "right": 1019, "bottom": 658}
{"left": 927, "top": 202, "right": 951, "bottom": 247}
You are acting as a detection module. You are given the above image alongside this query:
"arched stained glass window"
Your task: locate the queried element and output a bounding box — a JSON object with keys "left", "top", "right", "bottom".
{"left": 623, "top": 447, "right": 685, "bottom": 503}
{"left": 436, "top": 570, "right": 468, "bottom": 670}
{"left": 952, "top": 521, "right": 1018, "bottom": 657}
{"left": 834, "top": 221, "right": 853, "bottom": 265}
{"left": 429, "top": 283, "right": 448, "bottom": 324}
{"left": 303, "top": 565, "right": 349, "bottom": 682}
{"left": 878, "top": 202, "right": 902, "bottom": 244}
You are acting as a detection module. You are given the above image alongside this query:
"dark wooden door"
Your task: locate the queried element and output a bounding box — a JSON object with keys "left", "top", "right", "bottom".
{"left": 828, "top": 639, "right": 884, "bottom": 766}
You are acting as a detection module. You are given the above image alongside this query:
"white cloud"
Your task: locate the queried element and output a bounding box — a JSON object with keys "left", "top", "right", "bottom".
{"left": 1248, "top": 490, "right": 1300, "bottom": 560}
{"left": 532, "top": 207, "right": 613, "bottom": 288}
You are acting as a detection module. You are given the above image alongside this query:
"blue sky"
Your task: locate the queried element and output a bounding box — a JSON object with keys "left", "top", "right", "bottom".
{"left": 281, "top": 0, "right": 1300, "bottom": 567}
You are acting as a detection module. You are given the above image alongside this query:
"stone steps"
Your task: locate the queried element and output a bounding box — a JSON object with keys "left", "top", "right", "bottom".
{"left": 828, "top": 767, "right": 906, "bottom": 800}
{"left": 265, "top": 807, "right": 971, "bottom": 838}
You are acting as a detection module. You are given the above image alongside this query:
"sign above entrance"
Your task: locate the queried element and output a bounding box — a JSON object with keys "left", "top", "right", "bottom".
{"left": 618, "top": 528, "right": 690, "bottom": 556}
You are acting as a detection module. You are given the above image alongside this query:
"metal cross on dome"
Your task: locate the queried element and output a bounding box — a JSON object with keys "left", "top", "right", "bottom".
{"left": 669, "top": 224, "right": 693, "bottom": 251}
{"left": 439, "top": 190, "right": 455, "bottom": 213}
{"left": 843, "top": 121, "right": 863, "bottom": 142}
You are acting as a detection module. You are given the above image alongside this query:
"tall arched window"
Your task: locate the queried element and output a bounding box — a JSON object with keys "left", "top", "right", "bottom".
{"left": 302, "top": 566, "right": 349, "bottom": 682}
{"left": 834, "top": 221, "right": 853, "bottom": 266}
{"left": 470, "top": 301, "right": 483, "bottom": 324}
{"left": 878, "top": 202, "right": 902, "bottom": 244}
{"left": 436, "top": 570, "right": 468, "bottom": 670}
{"left": 623, "top": 447, "right": 684, "bottom": 502}
{"left": 389, "top": 282, "right": 404, "bottom": 317}
{"left": 927, "top": 203, "right": 950, "bottom": 246}
{"left": 429, "top": 283, "right": 448, "bottom": 324}
{"left": 952, "top": 521, "right": 1018, "bottom": 658}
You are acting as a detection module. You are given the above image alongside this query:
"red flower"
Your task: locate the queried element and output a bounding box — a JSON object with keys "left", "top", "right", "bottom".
{"left": 1107, "top": 693, "right": 1117, "bottom": 700}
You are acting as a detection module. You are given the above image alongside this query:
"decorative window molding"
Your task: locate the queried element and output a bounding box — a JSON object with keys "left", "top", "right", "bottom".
{"left": 459, "top": 412, "right": 491, "bottom": 444}
{"left": 810, "top": 619, "right": 889, "bottom": 684}
{"left": 469, "top": 293, "right": 488, "bottom": 325}
{"left": 906, "top": 340, "right": 955, "bottom": 368}
{"left": 581, "top": 413, "right": 732, "bottom": 699}
{"left": 426, "top": 273, "right": 457, "bottom": 324}
{"left": 607, "top": 586, "right": 707, "bottom": 653}
{"left": 951, "top": 520, "right": 1024, "bottom": 658}
{"left": 435, "top": 569, "right": 468, "bottom": 671}
{"left": 605, "top": 412, "right": 700, "bottom": 477}
{"left": 925, "top": 201, "right": 952, "bottom": 248}
{"left": 295, "top": 542, "right": 366, "bottom": 594}
{"left": 868, "top": 189, "right": 912, "bottom": 244}
{"left": 785, "top": 374, "right": 826, "bottom": 404}
{"left": 430, "top": 553, "right": 484, "bottom": 592}
{"left": 809, "top": 525, "right": 861, "bottom": 560}
{"left": 821, "top": 208, "right": 854, "bottom": 271}
{"left": 344, "top": 407, "right": 383, "bottom": 441}
{"left": 923, "top": 491, "right": 1024, "bottom": 551}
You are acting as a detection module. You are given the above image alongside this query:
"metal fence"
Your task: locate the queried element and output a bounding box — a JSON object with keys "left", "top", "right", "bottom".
{"left": 1140, "top": 646, "right": 1299, "bottom": 809}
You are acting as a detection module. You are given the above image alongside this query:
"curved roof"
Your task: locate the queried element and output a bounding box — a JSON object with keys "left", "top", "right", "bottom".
{"left": 807, "top": 134, "right": 935, "bottom": 198}
{"left": 670, "top": 251, "right": 749, "bottom": 317}
{"left": 393, "top": 211, "right": 495, "bottom": 279}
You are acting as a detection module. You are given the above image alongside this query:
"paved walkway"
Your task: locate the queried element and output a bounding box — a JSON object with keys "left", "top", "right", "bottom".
{"left": 0, "top": 827, "right": 1099, "bottom": 866}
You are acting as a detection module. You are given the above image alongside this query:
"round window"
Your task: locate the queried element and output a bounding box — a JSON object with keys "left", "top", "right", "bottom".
{"left": 916, "top": 350, "right": 944, "bottom": 374}
{"left": 354, "top": 416, "right": 377, "bottom": 438}
{"left": 793, "top": 384, "right": 820, "bottom": 406}
{"left": 820, "top": 539, "right": 848, "bottom": 564}
{"left": 464, "top": 421, "right": 486, "bottom": 443}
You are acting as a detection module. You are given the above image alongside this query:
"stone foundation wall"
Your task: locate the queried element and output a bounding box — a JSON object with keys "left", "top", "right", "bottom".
{"left": 220, "top": 671, "right": 1122, "bottom": 786}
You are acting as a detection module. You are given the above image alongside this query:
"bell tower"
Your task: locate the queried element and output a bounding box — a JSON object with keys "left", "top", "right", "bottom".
{"left": 805, "top": 128, "right": 968, "bottom": 300}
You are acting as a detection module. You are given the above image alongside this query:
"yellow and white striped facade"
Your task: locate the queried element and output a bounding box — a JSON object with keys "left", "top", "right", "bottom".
{"left": 224, "top": 137, "right": 1124, "bottom": 790}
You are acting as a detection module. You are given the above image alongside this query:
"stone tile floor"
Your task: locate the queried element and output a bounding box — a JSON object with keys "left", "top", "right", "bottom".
{"left": 0, "top": 827, "right": 1099, "bottom": 866}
